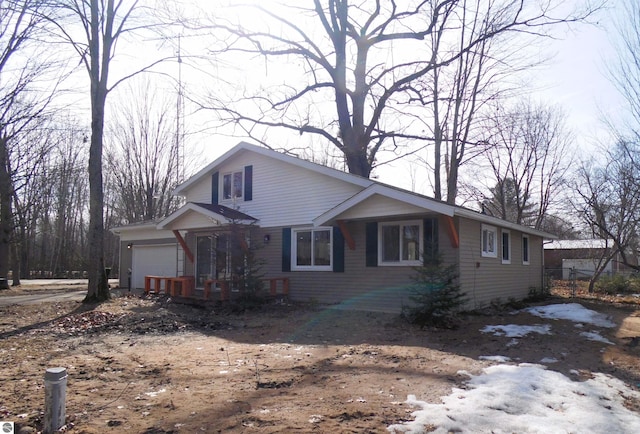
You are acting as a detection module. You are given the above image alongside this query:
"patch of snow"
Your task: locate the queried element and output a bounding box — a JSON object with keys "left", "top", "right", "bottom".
{"left": 506, "top": 338, "right": 520, "bottom": 347}
{"left": 539, "top": 357, "right": 558, "bottom": 364}
{"left": 479, "top": 355, "right": 512, "bottom": 363}
{"left": 580, "top": 331, "right": 615, "bottom": 345}
{"left": 388, "top": 364, "right": 640, "bottom": 434}
{"left": 308, "top": 414, "right": 323, "bottom": 423}
{"left": 481, "top": 324, "right": 552, "bottom": 337}
{"left": 144, "top": 388, "right": 166, "bottom": 397}
{"left": 525, "top": 303, "right": 616, "bottom": 328}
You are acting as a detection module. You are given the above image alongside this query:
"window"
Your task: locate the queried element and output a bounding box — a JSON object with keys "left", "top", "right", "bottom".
{"left": 481, "top": 224, "right": 497, "bottom": 258}
{"left": 292, "top": 228, "right": 332, "bottom": 270}
{"left": 379, "top": 221, "right": 422, "bottom": 265}
{"left": 222, "top": 170, "right": 243, "bottom": 200}
{"left": 522, "top": 235, "right": 530, "bottom": 265}
{"left": 501, "top": 230, "right": 511, "bottom": 264}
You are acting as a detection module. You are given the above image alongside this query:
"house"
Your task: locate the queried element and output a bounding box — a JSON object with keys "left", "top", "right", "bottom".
{"left": 544, "top": 239, "right": 636, "bottom": 280}
{"left": 112, "top": 142, "right": 556, "bottom": 313}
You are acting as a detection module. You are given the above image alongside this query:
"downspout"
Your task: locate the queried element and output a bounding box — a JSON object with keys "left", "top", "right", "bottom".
{"left": 542, "top": 239, "right": 553, "bottom": 291}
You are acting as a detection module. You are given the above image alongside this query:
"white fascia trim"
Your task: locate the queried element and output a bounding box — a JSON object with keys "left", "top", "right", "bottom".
{"left": 173, "top": 141, "right": 374, "bottom": 196}
{"left": 455, "top": 208, "right": 558, "bottom": 239}
{"left": 313, "top": 184, "right": 455, "bottom": 226}
{"left": 110, "top": 222, "right": 160, "bottom": 234}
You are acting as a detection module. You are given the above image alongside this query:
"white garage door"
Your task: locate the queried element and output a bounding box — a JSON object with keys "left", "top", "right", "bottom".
{"left": 132, "top": 244, "right": 178, "bottom": 289}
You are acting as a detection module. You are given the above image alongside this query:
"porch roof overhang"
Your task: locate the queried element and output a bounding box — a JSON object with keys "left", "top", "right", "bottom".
{"left": 157, "top": 202, "right": 258, "bottom": 231}
{"left": 110, "top": 221, "right": 178, "bottom": 242}
{"left": 312, "top": 184, "right": 455, "bottom": 226}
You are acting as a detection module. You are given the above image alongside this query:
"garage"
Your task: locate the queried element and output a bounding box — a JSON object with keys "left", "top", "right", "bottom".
{"left": 132, "top": 244, "right": 178, "bottom": 289}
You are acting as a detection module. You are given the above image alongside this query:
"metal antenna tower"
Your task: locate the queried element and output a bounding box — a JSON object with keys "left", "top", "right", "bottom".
{"left": 175, "top": 35, "right": 185, "bottom": 185}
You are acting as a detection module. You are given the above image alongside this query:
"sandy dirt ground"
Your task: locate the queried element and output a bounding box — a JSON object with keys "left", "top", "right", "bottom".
{"left": 1, "top": 282, "right": 639, "bottom": 433}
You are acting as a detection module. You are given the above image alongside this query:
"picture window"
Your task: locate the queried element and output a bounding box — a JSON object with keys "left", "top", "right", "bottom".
{"left": 379, "top": 221, "right": 422, "bottom": 266}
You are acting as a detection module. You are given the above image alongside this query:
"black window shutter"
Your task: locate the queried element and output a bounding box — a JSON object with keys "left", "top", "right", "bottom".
{"left": 365, "top": 222, "right": 378, "bottom": 267}
{"left": 332, "top": 226, "right": 345, "bottom": 272}
{"left": 281, "top": 228, "right": 291, "bottom": 272}
{"left": 212, "top": 172, "right": 219, "bottom": 204}
{"left": 244, "top": 165, "right": 253, "bottom": 201}
{"left": 423, "top": 217, "right": 439, "bottom": 264}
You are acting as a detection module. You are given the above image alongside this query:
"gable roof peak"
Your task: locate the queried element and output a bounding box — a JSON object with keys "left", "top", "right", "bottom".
{"left": 173, "top": 141, "right": 373, "bottom": 196}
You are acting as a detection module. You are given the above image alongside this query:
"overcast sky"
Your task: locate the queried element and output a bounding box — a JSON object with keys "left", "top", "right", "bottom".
{"left": 534, "top": 4, "right": 623, "bottom": 146}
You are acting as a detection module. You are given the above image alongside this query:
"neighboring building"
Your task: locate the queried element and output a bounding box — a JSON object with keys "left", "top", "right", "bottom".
{"left": 544, "top": 239, "right": 636, "bottom": 280}
{"left": 112, "top": 142, "right": 556, "bottom": 313}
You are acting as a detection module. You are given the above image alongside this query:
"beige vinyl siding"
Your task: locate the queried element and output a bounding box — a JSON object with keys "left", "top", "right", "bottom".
{"left": 183, "top": 174, "right": 212, "bottom": 203}
{"left": 230, "top": 153, "right": 364, "bottom": 227}
{"left": 337, "top": 195, "right": 434, "bottom": 220}
{"left": 457, "top": 218, "right": 543, "bottom": 309}
{"left": 175, "top": 210, "right": 219, "bottom": 229}
{"left": 184, "top": 151, "right": 366, "bottom": 227}
{"left": 256, "top": 216, "right": 456, "bottom": 313}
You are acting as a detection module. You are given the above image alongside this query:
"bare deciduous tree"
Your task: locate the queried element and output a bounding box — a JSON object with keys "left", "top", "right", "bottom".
{"left": 572, "top": 141, "right": 640, "bottom": 291}
{"left": 608, "top": 0, "right": 640, "bottom": 140}
{"left": 105, "top": 79, "right": 184, "bottom": 224}
{"left": 194, "top": 0, "right": 600, "bottom": 182}
{"left": 47, "top": 0, "right": 171, "bottom": 302}
{"left": 44, "top": 125, "right": 89, "bottom": 277}
{"left": 415, "top": 0, "right": 549, "bottom": 203}
{"left": 474, "top": 101, "right": 572, "bottom": 229}
{"left": 8, "top": 122, "right": 61, "bottom": 285}
{"left": 570, "top": 0, "right": 640, "bottom": 291}
{"left": 0, "top": 0, "right": 57, "bottom": 289}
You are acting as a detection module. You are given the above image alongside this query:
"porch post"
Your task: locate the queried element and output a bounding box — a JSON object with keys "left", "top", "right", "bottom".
{"left": 172, "top": 230, "right": 194, "bottom": 263}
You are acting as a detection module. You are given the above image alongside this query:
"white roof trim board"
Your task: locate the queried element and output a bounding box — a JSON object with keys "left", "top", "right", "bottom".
{"left": 111, "top": 221, "right": 161, "bottom": 234}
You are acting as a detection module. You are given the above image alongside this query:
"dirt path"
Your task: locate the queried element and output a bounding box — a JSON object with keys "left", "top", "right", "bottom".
{"left": 1, "top": 291, "right": 639, "bottom": 433}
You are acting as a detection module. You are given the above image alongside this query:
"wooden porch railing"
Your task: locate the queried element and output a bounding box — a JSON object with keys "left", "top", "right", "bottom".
{"left": 145, "top": 275, "right": 289, "bottom": 302}
{"left": 144, "top": 275, "right": 195, "bottom": 297}
{"left": 203, "top": 277, "right": 290, "bottom": 302}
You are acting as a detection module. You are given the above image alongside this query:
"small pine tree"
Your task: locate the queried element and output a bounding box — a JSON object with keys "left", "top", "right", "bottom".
{"left": 227, "top": 220, "right": 266, "bottom": 311}
{"left": 402, "top": 256, "right": 467, "bottom": 329}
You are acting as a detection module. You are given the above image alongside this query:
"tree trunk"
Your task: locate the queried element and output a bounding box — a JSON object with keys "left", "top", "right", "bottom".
{"left": 433, "top": 86, "right": 442, "bottom": 201}
{"left": 343, "top": 146, "right": 371, "bottom": 178}
{"left": 446, "top": 147, "right": 459, "bottom": 205}
{"left": 85, "top": 88, "right": 109, "bottom": 302}
{"left": 10, "top": 233, "right": 20, "bottom": 286}
{"left": 84, "top": 0, "right": 110, "bottom": 303}
{"left": 0, "top": 135, "right": 11, "bottom": 290}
